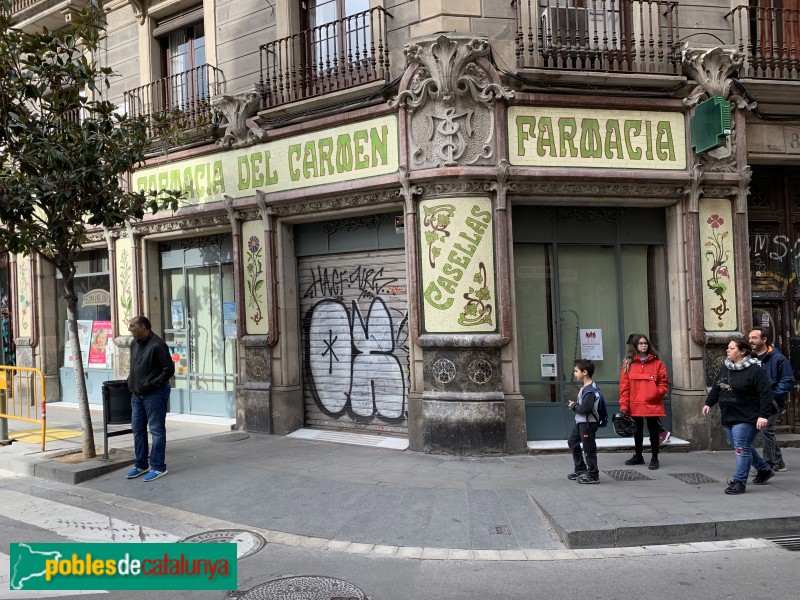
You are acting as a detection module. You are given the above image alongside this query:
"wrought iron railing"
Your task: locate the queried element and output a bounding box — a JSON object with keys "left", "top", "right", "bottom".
{"left": 515, "top": 0, "right": 681, "bottom": 74}
{"left": 728, "top": 5, "right": 800, "bottom": 80}
{"left": 259, "top": 6, "right": 392, "bottom": 109}
{"left": 123, "top": 64, "right": 224, "bottom": 138}
{"left": 10, "top": 0, "right": 41, "bottom": 12}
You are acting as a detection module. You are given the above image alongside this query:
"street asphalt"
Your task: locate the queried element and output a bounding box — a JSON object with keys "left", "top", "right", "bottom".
{"left": 2, "top": 403, "right": 800, "bottom": 552}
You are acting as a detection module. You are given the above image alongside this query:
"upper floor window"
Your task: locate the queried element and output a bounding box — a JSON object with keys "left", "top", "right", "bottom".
{"left": 304, "top": 0, "right": 370, "bottom": 29}
{"left": 163, "top": 22, "right": 206, "bottom": 80}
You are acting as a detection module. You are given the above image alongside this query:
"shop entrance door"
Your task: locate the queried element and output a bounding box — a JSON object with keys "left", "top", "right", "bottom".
{"left": 513, "top": 207, "right": 670, "bottom": 441}
{"left": 161, "top": 238, "right": 236, "bottom": 418}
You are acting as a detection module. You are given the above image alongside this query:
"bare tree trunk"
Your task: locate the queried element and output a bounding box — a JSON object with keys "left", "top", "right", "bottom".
{"left": 63, "top": 269, "right": 96, "bottom": 459}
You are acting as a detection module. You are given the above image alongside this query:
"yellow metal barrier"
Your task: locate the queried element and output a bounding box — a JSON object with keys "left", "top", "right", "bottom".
{"left": 0, "top": 365, "right": 47, "bottom": 452}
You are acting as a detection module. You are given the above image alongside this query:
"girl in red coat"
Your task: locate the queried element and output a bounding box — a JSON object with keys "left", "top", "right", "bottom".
{"left": 620, "top": 334, "right": 670, "bottom": 470}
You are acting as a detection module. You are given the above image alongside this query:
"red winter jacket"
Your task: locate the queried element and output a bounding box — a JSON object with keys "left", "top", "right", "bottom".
{"left": 619, "top": 355, "right": 669, "bottom": 417}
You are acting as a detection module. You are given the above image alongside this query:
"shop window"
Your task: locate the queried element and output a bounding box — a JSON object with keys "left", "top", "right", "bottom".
{"left": 56, "top": 249, "right": 112, "bottom": 371}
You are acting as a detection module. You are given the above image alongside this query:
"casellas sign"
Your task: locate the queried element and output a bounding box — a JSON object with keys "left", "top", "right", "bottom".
{"left": 134, "top": 115, "right": 399, "bottom": 205}
{"left": 508, "top": 106, "right": 687, "bottom": 170}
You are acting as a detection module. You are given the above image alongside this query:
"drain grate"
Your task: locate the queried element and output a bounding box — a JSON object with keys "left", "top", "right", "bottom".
{"left": 179, "top": 529, "right": 266, "bottom": 559}
{"left": 767, "top": 535, "right": 800, "bottom": 551}
{"left": 671, "top": 472, "right": 719, "bottom": 485}
{"left": 230, "top": 576, "right": 367, "bottom": 599}
{"left": 490, "top": 525, "right": 511, "bottom": 535}
{"left": 210, "top": 432, "right": 250, "bottom": 443}
{"left": 602, "top": 469, "right": 653, "bottom": 481}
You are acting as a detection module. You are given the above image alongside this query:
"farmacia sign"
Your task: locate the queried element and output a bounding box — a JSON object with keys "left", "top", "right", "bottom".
{"left": 134, "top": 115, "right": 399, "bottom": 205}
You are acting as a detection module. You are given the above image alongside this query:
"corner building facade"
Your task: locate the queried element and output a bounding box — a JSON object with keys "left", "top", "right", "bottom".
{"left": 12, "top": 0, "right": 800, "bottom": 452}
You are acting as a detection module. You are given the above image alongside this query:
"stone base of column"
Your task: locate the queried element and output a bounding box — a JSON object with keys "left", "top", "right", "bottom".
{"left": 240, "top": 337, "right": 303, "bottom": 435}
{"left": 420, "top": 392, "right": 507, "bottom": 455}
{"left": 240, "top": 384, "right": 303, "bottom": 435}
{"left": 671, "top": 387, "right": 729, "bottom": 450}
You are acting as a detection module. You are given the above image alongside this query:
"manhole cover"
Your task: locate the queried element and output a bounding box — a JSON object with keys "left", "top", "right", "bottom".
{"left": 230, "top": 576, "right": 367, "bottom": 599}
{"left": 766, "top": 535, "right": 800, "bottom": 551}
{"left": 670, "top": 472, "right": 719, "bottom": 485}
{"left": 210, "top": 432, "right": 250, "bottom": 443}
{"left": 490, "top": 525, "right": 511, "bottom": 535}
{"left": 602, "top": 469, "right": 653, "bottom": 481}
{"left": 178, "top": 529, "right": 266, "bottom": 559}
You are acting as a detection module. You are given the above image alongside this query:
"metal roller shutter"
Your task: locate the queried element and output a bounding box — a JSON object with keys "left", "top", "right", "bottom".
{"left": 298, "top": 249, "right": 409, "bottom": 434}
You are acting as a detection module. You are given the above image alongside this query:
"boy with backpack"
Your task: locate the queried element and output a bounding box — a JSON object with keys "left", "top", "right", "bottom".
{"left": 567, "top": 359, "right": 607, "bottom": 484}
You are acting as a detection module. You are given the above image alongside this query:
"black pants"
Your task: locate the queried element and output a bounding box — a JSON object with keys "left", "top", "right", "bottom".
{"left": 568, "top": 422, "right": 599, "bottom": 477}
{"left": 633, "top": 416, "right": 660, "bottom": 457}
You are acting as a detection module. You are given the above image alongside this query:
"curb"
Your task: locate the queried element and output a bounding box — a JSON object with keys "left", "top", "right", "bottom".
{"left": 2, "top": 450, "right": 135, "bottom": 485}
{"left": 530, "top": 489, "right": 800, "bottom": 549}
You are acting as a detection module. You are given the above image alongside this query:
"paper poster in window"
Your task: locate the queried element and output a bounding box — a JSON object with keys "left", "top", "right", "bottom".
{"left": 579, "top": 328, "right": 603, "bottom": 360}
{"left": 88, "top": 320, "right": 113, "bottom": 368}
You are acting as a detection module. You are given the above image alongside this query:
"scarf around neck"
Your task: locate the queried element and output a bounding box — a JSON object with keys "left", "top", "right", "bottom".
{"left": 724, "top": 355, "right": 760, "bottom": 371}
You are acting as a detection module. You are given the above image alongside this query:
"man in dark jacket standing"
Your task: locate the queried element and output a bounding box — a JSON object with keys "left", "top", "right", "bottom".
{"left": 126, "top": 316, "right": 175, "bottom": 482}
{"left": 749, "top": 327, "right": 795, "bottom": 472}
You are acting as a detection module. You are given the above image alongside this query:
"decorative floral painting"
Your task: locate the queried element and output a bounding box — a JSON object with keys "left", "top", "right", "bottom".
{"left": 418, "top": 196, "right": 497, "bottom": 333}
{"left": 700, "top": 199, "right": 737, "bottom": 331}
{"left": 16, "top": 255, "right": 33, "bottom": 337}
{"left": 116, "top": 244, "right": 134, "bottom": 331}
{"left": 242, "top": 220, "right": 268, "bottom": 335}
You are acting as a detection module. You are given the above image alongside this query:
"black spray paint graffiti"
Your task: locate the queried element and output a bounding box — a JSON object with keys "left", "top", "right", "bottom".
{"left": 303, "top": 265, "right": 400, "bottom": 302}
{"left": 305, "top": 296, "right": 408, "bottom": 424}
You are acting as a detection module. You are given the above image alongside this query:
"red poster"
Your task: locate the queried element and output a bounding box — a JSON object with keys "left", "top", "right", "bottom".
{"left": 88, "top": 320, "right": 113, "bottom": 367}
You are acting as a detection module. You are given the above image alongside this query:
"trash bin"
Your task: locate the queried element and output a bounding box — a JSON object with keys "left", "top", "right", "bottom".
{"left": 102, "top": 380, "right": 132, "bottom": 424}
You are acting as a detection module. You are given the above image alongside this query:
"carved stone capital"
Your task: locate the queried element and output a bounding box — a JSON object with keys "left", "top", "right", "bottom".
{"left": 398, "top": 166, "right": 423, "bottom": 214}
{"left": 684, "top": 165, "right": 704, "bottom": 213}
{"left": 736, "top": 165, "right": 753, "bottom": 214}
{"left": 390, "top": 34, "right": 513, "bottom": 169}
{"left": 128, "top": 0, "right": 147, "bottom": 25}
{"left": 487, "top": 160, "right": 510, "bottom": 211}
{"left": 212, "top": 89, "right": 264, "bottom": 148}
{"left": 682, "top": 46, "right": 746, "bottom": 107}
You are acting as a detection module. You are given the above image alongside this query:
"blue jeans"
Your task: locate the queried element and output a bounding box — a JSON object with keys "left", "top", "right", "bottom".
{"left": 760, "top": 410, "right": 785, "bottom": 467}
{"left": 131, "top": 386, "right": 170, "bottom": 472}
{"left": 723, "top": 422, "right": 771, "bottom": 485}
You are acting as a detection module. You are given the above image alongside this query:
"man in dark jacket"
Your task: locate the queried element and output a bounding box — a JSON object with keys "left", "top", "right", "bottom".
{"left": 126, "top": 316, "right": 175, "bottom": 482}
{"left": 749, "top": 327, "right": 795, "bottom": 472}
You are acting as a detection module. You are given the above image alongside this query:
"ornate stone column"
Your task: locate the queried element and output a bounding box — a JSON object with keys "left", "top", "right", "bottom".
{"left": 679, "top": 46, "right": 757, "bottom": 449}
{"left": 391, "top": 33, "right": 520, "bottom": 454}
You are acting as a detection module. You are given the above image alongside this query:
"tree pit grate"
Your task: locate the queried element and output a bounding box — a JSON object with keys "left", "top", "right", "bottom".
{"left": 602, "top": 469, "right": 653, "bottom": 481}
{"left": 670, "top": 472, "right": 719, "bottom": 485}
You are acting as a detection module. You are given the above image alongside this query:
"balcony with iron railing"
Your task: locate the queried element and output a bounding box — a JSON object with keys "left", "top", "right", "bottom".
{"left": 123, "top": 64, "right": 225, "bottom": 141}
{"left": 10, "top": 0, "right": 40, "bottom": 11}
{"left": 259, "top": 6, "right": 392, "bottom": 110}
{"left": 728, "top": 5, "right": 800, "bottom": 80}
{"left": 7, "top": 0, "right": 91, "bottom": 31}
{"left": 515, "top": 0, "right": 681, "bottom": 75}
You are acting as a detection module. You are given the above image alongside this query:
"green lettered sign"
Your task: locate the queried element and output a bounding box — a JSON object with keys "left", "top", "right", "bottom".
{"left": 134, "top": 115, "right": 399, "bottom": 205}
{"left": 9, "top": 543, "right": 237, "bottom": 590}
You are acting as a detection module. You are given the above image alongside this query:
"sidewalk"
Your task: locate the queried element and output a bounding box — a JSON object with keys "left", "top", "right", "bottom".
{"left": 2, "top": 403, "right": 800, "bottom": 551}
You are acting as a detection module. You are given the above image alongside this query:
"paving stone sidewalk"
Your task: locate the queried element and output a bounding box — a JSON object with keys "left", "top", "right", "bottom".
{"left": 2, "top": 404, "right": 800, "bottom": 550}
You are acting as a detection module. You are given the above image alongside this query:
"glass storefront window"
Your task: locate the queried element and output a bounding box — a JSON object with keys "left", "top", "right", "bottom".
{"left": 56, "top": 250, "right": 111, "bottom": 369}
{"left": 515, "top": 241, "right": 669, "bottom": 439}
